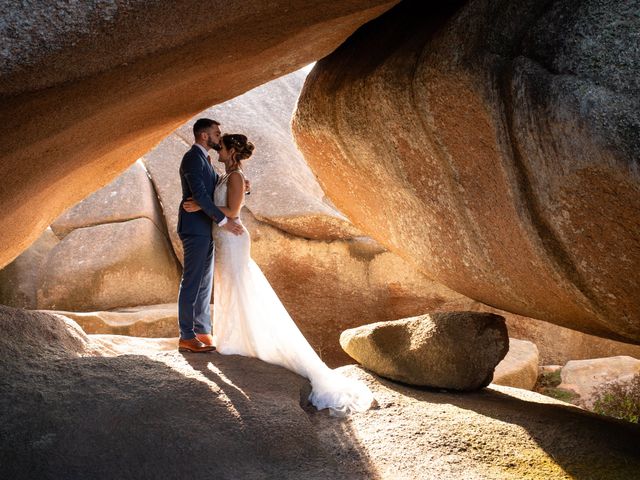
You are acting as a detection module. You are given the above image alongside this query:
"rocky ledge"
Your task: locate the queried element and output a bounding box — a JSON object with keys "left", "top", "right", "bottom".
{"left": 1, "top": 306, "right": 638, "bottom": 479}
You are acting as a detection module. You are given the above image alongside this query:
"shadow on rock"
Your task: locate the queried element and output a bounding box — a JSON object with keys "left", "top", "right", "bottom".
{"left": 0, "top": 305, "right": 377, "bottom": 479}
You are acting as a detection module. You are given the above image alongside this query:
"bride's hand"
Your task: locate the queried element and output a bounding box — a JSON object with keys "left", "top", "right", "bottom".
{"left": 183, "top": 197, "right": 202, "bottom": 212}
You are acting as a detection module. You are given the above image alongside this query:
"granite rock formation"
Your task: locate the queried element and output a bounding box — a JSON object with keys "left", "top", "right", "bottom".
{"left": 293, "top": 0, "right": 640, "bottom": 344}
{"left": 0, "top": 0, "right": 399, "bottom": 268}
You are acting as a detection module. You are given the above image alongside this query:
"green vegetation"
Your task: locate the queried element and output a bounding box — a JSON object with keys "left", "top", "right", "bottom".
{"left": 592, "top": 374, "right": 640, "bottom": 424}
{"left": 534, "top": 368, "right": 580, "bottom": 405}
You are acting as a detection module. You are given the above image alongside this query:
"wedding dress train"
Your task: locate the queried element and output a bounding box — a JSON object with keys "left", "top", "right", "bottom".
{"left": 211, "top": 172, "right": 374, "bottom": 415}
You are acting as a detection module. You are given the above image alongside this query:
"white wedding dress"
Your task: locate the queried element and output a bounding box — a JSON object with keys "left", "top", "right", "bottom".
{"left": 211, "top": 171, "right": 374, "bottom": 416}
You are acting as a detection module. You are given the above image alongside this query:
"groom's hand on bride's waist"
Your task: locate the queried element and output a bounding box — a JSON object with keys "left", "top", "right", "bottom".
{"left": 222, "top": 219, "right": 244, "bottom": 236}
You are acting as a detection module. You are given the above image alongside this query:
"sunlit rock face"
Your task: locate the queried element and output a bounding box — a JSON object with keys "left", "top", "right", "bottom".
{"left": 142, "top": 69, "right": 360, "bottom": 265}
{"left": 37, "top": 218, "right": 181, "bottom": 311}
{"left": 50, "top": 161, "right": 165, "bottom": 238}
{"left": 293, "top": 0, "right": 640, "bottom": 344}
{"left": 0, "top": 67, "right": 467, "bottom": 366}
{"left": 493, "top": 338, "right": 539, "bottom": 391}
{"left": 0, "top": 0, "right": 399, "bottom": 269}
{"left": 0, "top": 161, "right": 181, "bottom": 311}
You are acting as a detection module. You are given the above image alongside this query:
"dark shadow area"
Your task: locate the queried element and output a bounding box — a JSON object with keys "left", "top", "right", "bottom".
{"left": 373, "top": 373, "right": 640, "bottom": 479}
{"left": 0, "top": 349, "right": 377, "bottom": 480}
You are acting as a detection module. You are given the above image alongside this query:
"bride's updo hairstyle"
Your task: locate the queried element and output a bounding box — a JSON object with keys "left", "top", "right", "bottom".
{"left": 222, "top": 134, "right": 255, "bottom": 162}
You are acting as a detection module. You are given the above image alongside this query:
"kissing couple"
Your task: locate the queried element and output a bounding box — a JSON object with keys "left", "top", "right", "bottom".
{"left": 175, "top": 118, "right": 373, "bottom": 415}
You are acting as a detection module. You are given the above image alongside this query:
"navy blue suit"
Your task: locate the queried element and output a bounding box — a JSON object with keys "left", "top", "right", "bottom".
{"left": 177, "top": 145, "right": 226, "bottom": 340}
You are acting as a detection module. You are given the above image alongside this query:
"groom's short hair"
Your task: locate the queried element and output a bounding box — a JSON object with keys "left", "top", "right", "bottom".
{"left": 193, "top": 118, "right": 220, "bottom": 139}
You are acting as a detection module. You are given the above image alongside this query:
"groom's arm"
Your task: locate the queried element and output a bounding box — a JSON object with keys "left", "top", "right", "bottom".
{"left": 181, "top": 154, "right": 226, "bottom": 224}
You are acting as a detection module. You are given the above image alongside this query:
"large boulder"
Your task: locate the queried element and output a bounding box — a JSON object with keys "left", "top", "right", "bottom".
{"left": 340, "top": 312, "right": 509, "bottom": 390}
{"left": 2, "top": 305, "right": 640, "bottom": 479}
{"left": 37, "top": 218, "right": 181, "bottom": 311}
{"left": 51, "top": 160, "right": 165, "bottom": 237}
{"left": 0, "top": 163, "right": 180, "bottom": 311}
{"left": 292, "top": 0, "right": 640, "bottom": 345}
{"left": 559, "top": 356, "right": 640, "bottom": 408}
{"left": 0, "top": 0, "right": 399, "bottom": 268}
{"left": 493, "top": 338, "right": 539, "bottom": 391}
{"left": 0, "top": 228, "right": 59, "bottom": 309}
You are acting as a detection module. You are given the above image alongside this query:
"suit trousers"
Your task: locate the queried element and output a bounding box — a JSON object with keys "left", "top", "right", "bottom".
{"left": 178, "top": 233, "right": 214, "bottom": 339}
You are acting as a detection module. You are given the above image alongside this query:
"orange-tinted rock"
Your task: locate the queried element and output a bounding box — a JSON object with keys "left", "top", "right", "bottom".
{"left": 243, "top": 210, "right": 465, "bottom": 367}
{"left": 142, "top": 69, "right": 361, "bottom": 265}
{"left": 37, "top": 218, "right": 181, "bottom": 311}
{"left": 51, "top": 160, "right": 164, "bottom": 238}
{"left": 340, "top": 311, "right": 509, "bottom": 390}
{"left": 0, "top": 0, "right": 398, "bottom": 268}
{"left": 293, "top": 0, "right": 640, "bottom": 344}
{"left": 44, "top": 304, "right": 179, "bottom": 338}
{"left": 0, "top": 228, "right": 59, "bottom": 309}
{"left": 493, "top": 338, "right": 539, "bottom": 391}
{"left": 559, "top": 356, "right": 640, "bottom": 408}
{"left": 436, "top": 299, "right": 640, "bottom": 366}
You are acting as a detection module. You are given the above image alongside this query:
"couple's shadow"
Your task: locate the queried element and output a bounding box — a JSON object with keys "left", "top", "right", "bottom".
{"left": 181, "top": 349, "right": 315, "bottom": 419}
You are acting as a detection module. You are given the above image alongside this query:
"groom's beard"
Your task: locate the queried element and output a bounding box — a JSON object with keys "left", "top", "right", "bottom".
{"left": 210, "top": 142, "right": 221, "bottom": 152}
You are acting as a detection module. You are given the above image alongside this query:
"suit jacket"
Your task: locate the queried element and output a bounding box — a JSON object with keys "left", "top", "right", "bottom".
{"left": 177, "top": 145, "right": 226, "bottom": 236}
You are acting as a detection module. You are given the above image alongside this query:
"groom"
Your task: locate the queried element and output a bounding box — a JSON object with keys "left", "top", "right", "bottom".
{"left": 177, "top": 118, "right": 244, "bottom": 353}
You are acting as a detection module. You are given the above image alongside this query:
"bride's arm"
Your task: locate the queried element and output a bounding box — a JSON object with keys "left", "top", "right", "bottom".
{"left": 222, "top": 172, "right": 245, "bottom": 218}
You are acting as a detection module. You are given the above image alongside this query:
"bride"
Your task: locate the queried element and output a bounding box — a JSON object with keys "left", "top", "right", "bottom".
{"left": 183, "top": 133, "right": 374, "bottom": 416}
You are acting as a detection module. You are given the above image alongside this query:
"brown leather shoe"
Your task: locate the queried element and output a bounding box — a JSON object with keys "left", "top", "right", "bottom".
{"left": 178, "top": 337, "right": 215, "bottom": 353}
{"left": 195, "top": 333, "right": 215, "bottom": 347}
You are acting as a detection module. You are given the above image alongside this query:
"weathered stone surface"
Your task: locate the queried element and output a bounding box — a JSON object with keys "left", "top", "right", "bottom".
{"left": 245, "top": 210, "right": 467, "bottom": 367}
{"left": 178, "top": 69, "right": 361, "bottom": 240}
{"left": 87, "top": 334, "right": 177, "bottom": 356}
{"left": 367, "top": 251, "right": 468, "bottom": 319}
{"left": 142, "top": 69, "right": 360, "bottom": 264}
{"left": 4, "top": 305, "right": 639, "bottom": 479}
{"left": 293, "top": 0, "right": 640, "bottom": 344}
{"left": 0, "top": 228, "right": 59, "bottom": 309}
{"left": 559, "top": 356, "right": 640, "bottom": 408}
{"left": 44, "top": 304, "right": 179, "bottom": 338}
{"left": 438, "top": 299, "right": 640, "bottom": 365}
{"left": 0, "top": 0, "right": 398, "bottom": 269}
{"left": 140, "top": 134, "right": 191, "bottom": 263}
{"left": 37, "top": 218, "right": 181, "bottom": 311}
{"left": 340, "top": 312, "right": 509, "bottom": 390}
{"left": 51, "top": 160, "right": 164, "bottom": 237}
{"left": 493, "top": 338, "right": 539, "bottom": 391}
{"left": 15, "top": 208, "right": 463, "bottom": 366}
{"left": 504, "top": 310, "right": 640, "bottom": 366}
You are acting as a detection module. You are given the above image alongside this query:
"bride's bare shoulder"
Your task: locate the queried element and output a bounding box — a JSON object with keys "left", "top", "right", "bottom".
{"left": 225, "top": 170, "right": 245, "bottom": 192}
